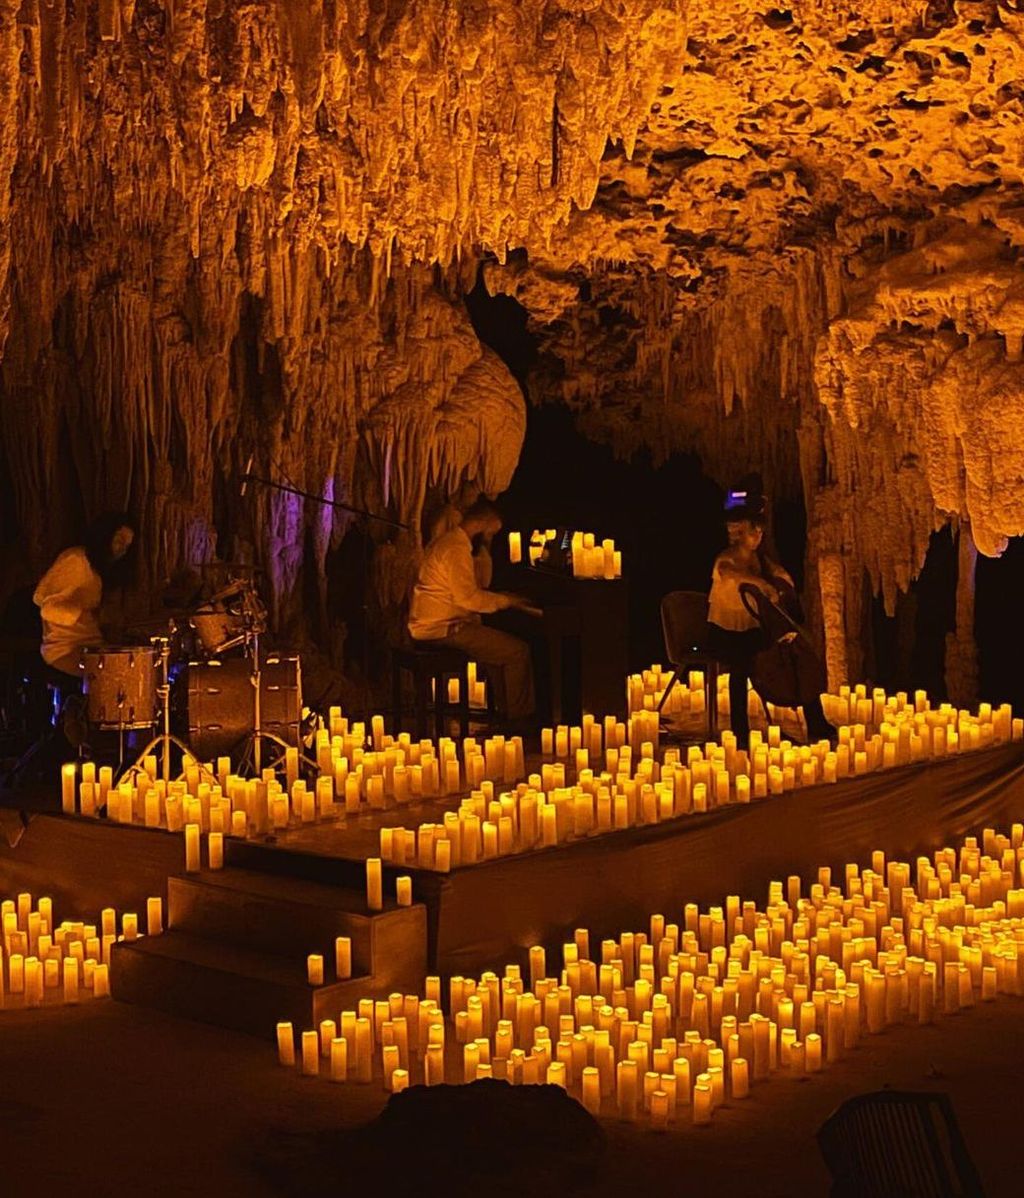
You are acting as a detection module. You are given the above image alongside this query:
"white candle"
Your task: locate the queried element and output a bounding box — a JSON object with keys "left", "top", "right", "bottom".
{"left": 335, "top": 936, "right": 352, "bottom": 979}
{"left": 208, "top": 832, "right": 224, "bottom": 870}
{"left": 396, "top": 876, "right": 412, "bottom": 906}
{"left": 329, "top": 1036, "right": 348, "bottom": 1081}
{"left": 277, "top": 1022, "right": 296, "bottom": 1066}
{"left": 301, "top": 1030, "right": 319, "bottom": 1076}
{"left": 307, "top": 954, "right": 324, "bottom": 986}
{"left": 184, "top": 823, "right": 200, "bottom": 872}
{"left": 61, "top": 763, "right": 76, "bottom": 814}
{"left": 366, "top": 858, "right": 383, "bottom": 911}
{"left": 508, "top": 531, "right": 522, "bottom": 564}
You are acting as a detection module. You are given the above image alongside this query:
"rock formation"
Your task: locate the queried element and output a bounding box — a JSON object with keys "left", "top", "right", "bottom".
{"left": 1, "top": 1, "right": 1023, "bottom": 679}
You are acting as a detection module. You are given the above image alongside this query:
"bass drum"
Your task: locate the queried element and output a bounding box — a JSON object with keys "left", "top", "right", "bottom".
{"left": 186, "top": 655, "right": 302, "bottom": 761}
{"left": 82, "top": 646, "right": 158, "bottom": 729}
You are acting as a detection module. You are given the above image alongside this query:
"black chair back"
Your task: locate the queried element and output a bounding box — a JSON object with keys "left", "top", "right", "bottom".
{"left": 817, "top": 1090, "right": 985, "bottom": 1198}
{"left": 660, "top": 591, "right": 711, "bottom": 665}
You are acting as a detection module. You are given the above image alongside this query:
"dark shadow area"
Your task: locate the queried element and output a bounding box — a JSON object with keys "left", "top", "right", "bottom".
{"left": 977, "top": 534, "right": 1024, "bottom": 709}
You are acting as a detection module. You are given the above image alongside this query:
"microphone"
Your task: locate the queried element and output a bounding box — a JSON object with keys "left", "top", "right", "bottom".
{"left": 240, "top": 453, "right": 255, "bottom": 497}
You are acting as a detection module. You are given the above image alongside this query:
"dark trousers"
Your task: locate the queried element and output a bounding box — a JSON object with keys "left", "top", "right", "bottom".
{"left": 708, "top": 624, "right": 833, "bottom": 745}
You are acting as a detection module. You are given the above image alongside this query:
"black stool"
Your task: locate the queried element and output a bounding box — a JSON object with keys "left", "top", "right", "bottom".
{"left": 392, "top": 643, "right": 490, "bottom": 741}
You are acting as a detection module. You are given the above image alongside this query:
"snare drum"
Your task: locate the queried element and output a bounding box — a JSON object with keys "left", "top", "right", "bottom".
{"left": 190, "top": 608, "right": 246, "bottom": 655}
{"left": 190, "top": 580, "right": 266, "bottom": 656}
{"left": 82, "top": 646, "right": 158, "bottom": 729}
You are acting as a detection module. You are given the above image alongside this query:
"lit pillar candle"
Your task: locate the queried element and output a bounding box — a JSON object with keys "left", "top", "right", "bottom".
{"left": 617, "top": 1060, "right": 639, "bottom": 1120}
{"left": 184, "top": 823, "right": 201, "bottom": 872}
{"left": 62, "top": 956, "right": 79, "bottom": 1004}
{"left": 366, "top": 858, "right": 383, "bottom": 911}
{"left": 329, "top": 1036, "right": 348, "bottom": 1081}
{"left": 307, "top": 954, "right": 324, "bottom": 986}
{"left": 208, "top": 832, "right": 224, "bottom": 870}
{"left": 396, "top": 876, "right": 412, "bottom": 907}
{"left": 355, "top": 1018, "right": 373, "bottom": 1082}
{"left": 61, "top": 764, "right": 76, "bottom": 814}
{"left": 382, "top": 1043, "right": 401, "bottom": 1090}
{"left": 335, "top": 936, "right": 352, "bottom": 979}
{"left": 425, "top": 1043, "right": 444, "bottom": 1086}
{"left": 508, "top": 531, "right": 522, "bottom": 564}
{"left": 805, "top": 1033, "right": 822, "bottom": 1072}
{"left": 731, "top": 1056, "right": 749, "bottom": 1098}
{"left": 301, "top": 1030, "right": 319, "bottom": 1076}
{"left": 121, "top": 913, "right": 138, "bottom": 942}
{"left": 93, "top": 963, "right": 110, "bottom": 998}
{"left": 692, "top": 1080, "right": 712, "bottom": 1125}
{"left": 277, "top": 1022, "right": 296, "bottom": 1067}
{"left": 435, "top": 839, "right": 452, "bottom": 872}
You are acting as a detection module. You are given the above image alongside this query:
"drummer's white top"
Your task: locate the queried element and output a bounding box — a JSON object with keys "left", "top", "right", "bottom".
{"left": 33, "top": 547, "right": 103, "bottom": 668}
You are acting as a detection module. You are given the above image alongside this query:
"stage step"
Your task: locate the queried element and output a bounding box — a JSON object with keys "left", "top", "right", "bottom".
{"left": 111, "top": 868, "right": 427, "bottom": 1038}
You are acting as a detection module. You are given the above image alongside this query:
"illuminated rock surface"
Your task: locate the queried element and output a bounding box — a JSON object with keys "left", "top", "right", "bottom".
{"left": 1, "top": 1, "right": 1023, "bottom": 668}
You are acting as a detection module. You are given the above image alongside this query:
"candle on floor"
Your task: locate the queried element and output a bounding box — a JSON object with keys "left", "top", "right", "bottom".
{"left": 335, "top": 936, "right": 352, "bottom": 979}
{"left": 329, "top": 1036, "right": 348, "bottom": 1082}
{"left": 62, "top": 956, "right": 79, "bottom": 1004}
{"left": 184, "top": 823, "right": 200, "bottom": 872}
{"left": 61, "top": 763, "right": 76, "bottom": 814}
{"left": 93, "top": 963, "right": 110, "bottom": 998}
{"left": 731, "top": 1056, "right": 749, "bottom": 1098}
{"left": 277, "top": 1022, "right": 296, "bottom": 1067}
{"left": 366, "top": 858, "right": 383, "bottom": 911}
{"left": 301, "top": 1030, "right": 319, "bottom": 1076}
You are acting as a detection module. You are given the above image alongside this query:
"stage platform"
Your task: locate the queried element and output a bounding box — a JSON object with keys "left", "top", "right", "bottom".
{"left": 2, "top": 741, "right": 1024, "bottom": 983}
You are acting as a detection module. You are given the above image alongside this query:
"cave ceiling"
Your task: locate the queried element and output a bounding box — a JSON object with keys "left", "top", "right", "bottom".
{"left": 1, "top": 0, "right": 1023, "bottom": 662}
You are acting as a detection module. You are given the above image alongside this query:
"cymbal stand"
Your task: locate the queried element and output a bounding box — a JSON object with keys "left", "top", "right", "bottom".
{"left": 122, "top": 636, "right": 215, "bottom": 786}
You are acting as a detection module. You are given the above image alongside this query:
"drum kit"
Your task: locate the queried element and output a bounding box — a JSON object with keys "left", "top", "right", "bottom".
{"left": 80, "top": 571, "right": 307, "bottom": 782}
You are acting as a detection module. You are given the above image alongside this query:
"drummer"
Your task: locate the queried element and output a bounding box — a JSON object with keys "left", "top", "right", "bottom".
{"left": 33, "top": 513, "right": 136, "bottom": 676}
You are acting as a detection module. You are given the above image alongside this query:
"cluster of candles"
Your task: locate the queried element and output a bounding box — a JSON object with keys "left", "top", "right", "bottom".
{"left": 61, "top": 711, "right": 524, "bottom": 836}
{"left": 444, "top": 660, "right": 488, "bottom": 709}
{"left": 377, "top": 691, "right": 1022, "bottom": 871}
{"left": 0, "top": 892, "right": 163, "bottom": 1009}
{"left": 629, "top": 669, "right": 1023, "bottom": 751}
{"left": 507, "top": 529, "right": 623, "bottom": 579}
{"left": 278, "top": 826, "right": 1024, "bottom": 1127}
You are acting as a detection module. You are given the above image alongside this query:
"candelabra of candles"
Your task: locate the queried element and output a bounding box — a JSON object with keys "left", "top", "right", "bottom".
{"left": 0, "top": 892, "right": 164, "bottom": 1010}
{"left": 511, "top": 529, "right": 622, "bottom": 578}
{"left": 280, "top": 825, "right": 1024, "bottom": 1129}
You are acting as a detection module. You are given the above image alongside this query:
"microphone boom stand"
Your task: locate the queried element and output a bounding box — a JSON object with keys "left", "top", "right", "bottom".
{"left": 238, "top": 471, "right": 410, "bottom": 722}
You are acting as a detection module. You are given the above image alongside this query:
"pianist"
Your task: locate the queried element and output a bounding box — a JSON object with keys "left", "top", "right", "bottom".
{"left": 409, "top": 498, "right": 539, "bottom": 725}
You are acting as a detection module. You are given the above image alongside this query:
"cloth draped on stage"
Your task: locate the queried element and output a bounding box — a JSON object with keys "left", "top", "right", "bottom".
{"left": 430, "top": 742, "right": 1024, "bottom": 976}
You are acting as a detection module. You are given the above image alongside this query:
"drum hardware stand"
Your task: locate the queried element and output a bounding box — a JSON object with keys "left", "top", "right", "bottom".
{"left": 121, "top": 636, "right": 215, "bottom": 786}
{"left": 234, "top": 625, "right": 317, "bottom": 779}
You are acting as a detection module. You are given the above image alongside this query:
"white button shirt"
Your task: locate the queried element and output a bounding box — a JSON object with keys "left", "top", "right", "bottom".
{"left": 408, "top": 528, "right": 510, "bottom": 640}
{"left": 33, "top": 547, "right": 103, "bottom": 666}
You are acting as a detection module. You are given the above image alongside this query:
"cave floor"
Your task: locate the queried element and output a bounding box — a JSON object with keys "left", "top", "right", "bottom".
{"left": 0, "top": 994, "right": 1020, "bottom": 1197}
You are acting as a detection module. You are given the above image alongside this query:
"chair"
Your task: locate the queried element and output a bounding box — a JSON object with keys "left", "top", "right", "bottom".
{"left": 817, "top": 1090, "right": 986, "bottom": 1198}
{"left": 657, "top": 591, "right": 719, "bottom": 738}
{"left": 391, "top": 642, "right": 493, "bottom": 742}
